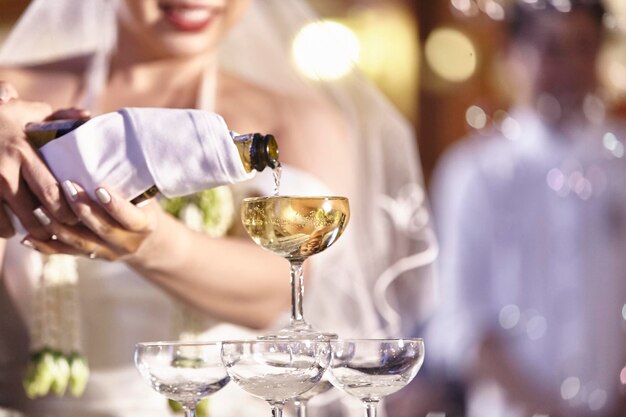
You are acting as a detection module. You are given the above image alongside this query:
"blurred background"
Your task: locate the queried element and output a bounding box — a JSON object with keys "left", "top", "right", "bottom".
{"left": 1, "top": 0, "right": 625, "bottom": 183}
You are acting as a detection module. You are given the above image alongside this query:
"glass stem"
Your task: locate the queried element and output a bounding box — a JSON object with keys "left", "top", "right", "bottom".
{"left": 270, "top": 402, "right": 284, "bottom": 417}
{"left": 182, "top": 404, "right": 196, "bottom": 417}
{"left": 289, "top": 259, "right": 306, "bottom": 327}
{"left": 363, "top": 400, "right": 378, "bottom": 417}
{"left": 295, "top": 400, "right": 307, "bottom": 417}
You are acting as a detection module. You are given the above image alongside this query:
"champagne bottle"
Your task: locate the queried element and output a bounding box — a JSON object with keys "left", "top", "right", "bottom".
{"left": 125, "top": 132, "right": 279, "bottom": 205}
{"left": 24, "top": 114, "right": 280, "bottom": 205}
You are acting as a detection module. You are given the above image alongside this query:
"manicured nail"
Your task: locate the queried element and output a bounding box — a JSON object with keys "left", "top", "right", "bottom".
{"left": 62, "top": 180, "right": 78, "bottom": 201}
{"left": 95, "top": 188, "right": 112, "bottom": 204}
{"left": 33, "top": 207, "right": 52, "bottom": 226}
{"left": 21, "top": 238, "right": 35, "bottom": 249}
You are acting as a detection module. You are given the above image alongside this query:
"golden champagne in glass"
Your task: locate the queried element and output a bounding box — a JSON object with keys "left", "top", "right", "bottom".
{"left": 241, "top": 196, "right": 350, "bottom": 339}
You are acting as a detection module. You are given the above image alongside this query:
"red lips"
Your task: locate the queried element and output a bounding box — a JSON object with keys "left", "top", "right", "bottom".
{"left": 159, "top": 2, "right": 220, "bottom": 32}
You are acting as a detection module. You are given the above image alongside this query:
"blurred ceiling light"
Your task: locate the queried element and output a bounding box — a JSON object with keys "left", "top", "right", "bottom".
{"left": 425, "top": 28, "right": 477, "bottom": 83}
{"left": 292, "top": 20, "right": 360, "bottom": 81}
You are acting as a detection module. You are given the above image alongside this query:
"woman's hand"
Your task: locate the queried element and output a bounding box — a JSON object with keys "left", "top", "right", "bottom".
{"left": 21, "top": 181, "right": 160, "bottom": 261}
{"left": 0, "top": 80, "right": 88, "bottom": 239}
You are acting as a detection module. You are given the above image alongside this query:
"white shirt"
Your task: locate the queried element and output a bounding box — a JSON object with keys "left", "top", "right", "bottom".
{"left": 429, "top": 109, "right": 626, "bottom": 417}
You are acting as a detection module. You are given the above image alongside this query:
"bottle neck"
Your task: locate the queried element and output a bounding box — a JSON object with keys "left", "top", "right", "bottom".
{"left": 231, "top": 132, "right": 279, "bottom": 173}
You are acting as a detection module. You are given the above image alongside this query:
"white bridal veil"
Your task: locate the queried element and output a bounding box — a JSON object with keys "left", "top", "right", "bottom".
{"left": 0, "top": 0, "right": 437, "bottom": 338}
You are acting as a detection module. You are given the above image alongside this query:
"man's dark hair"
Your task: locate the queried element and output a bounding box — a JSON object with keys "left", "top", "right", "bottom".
{"left": 507, "top": 0, "right": 606, "bottom": 40}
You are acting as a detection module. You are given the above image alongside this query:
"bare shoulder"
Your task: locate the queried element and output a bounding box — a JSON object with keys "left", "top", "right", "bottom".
{"left": 0, "top": 55, "right": 87, "bottom": 107}
{"left": 216, "top": 71, "right": 352, "bottom": 195}
{"left": 279, "top": 89, "right": 349, "bottom": 140}
{"left": 217, "top": 71, "right": 347, "bottom": 137}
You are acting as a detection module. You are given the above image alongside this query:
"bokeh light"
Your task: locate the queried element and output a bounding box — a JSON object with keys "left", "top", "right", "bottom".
{"left": 620, "top": 366, "right": 626, "bottom": 384}
{"left": 526, "top": 314, "right": 547, "bottom": 340}
{"left": 587, "top": 388, "right": 607, "bottom": 411}
{"left": 551, "top": 0, "right": 572, "bottom": 13}
{"left": 499, "top": 304, "right": 521, "bottom": 329}
{"left": 292, "top": 20, "right": 360, "bottom": 81}
{"left": 479, "top": 0, "right": 506, "bottom": 21}
{"left": 501, "top": 117, "right": 522, "bottom": 140}
{"left": 561, "top": 377, "right": 581, "bottom": 400}
{"left": 465, "top": 105, "right": 487, "bottom": 129}
{"left": 450, "top": 0, "right": 480, "bottom": 17}
{"left": 603, "top": 132, "right": 625, "bottom": 158}
{"left": 425, "top": 27, "right": 477, "bottom": 83}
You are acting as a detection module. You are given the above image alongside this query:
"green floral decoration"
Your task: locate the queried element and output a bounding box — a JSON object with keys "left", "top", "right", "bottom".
{"left": 167, "top": 356, "right": 211, "bottom": 416}
{"left": 169, "top": 398, "right": 209, "bottom": 417}
{"left": 161, "top": 186, "right": 234, "bottom": 237}
{"left": 23, "top": 348, "right": 89, "bottom": 399}
{"left": 23, "top": 254, "right": 89, "bottom": 399}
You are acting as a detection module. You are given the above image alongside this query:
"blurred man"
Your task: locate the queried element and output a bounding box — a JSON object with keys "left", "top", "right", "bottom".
{"left": 428, "top": 1, "right": 626, "bottom": 416}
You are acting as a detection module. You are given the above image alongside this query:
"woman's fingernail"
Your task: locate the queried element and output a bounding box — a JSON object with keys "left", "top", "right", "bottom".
{"left": 95, "top": 188, "right": 112, "bottom": 204}
{"left": 62, "top": 180, "right": 78, "bottom": 201}
{"left": 33, "top": 207, "right": 52, "bottom": 226}
{"left": 21, "top": 238, "right": 35, "bottom": 249}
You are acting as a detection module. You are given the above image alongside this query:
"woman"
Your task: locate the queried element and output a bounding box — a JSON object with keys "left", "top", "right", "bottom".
{"left": 0, "top": 1, "right": 436, "bottom": 416}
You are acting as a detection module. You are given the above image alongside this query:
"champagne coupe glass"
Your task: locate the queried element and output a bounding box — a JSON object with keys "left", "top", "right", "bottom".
{"left": 221, "top": 339, "right": 331, "bottom": 417}
{"left": 241, "top": 196, "right": 350, "bottom": 339}
{"left": 134, "top": 341, "right": 229, "bottom": 417}
{"left": 327, "top": 338, "right": 425, "bottom": 417}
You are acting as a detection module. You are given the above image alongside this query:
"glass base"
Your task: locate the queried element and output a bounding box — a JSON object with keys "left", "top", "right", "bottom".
{"left": 258, "top": 322, "right": 337, "bottom": 341}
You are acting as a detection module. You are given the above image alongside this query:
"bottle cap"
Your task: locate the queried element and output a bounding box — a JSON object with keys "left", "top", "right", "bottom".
{"left": 251, "top": 133, "right": 280, "bottom": 171}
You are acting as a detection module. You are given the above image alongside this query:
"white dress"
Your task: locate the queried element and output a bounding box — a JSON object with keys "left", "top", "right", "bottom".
{"left": 428, "top": 109, "right": 626, "bottom": 417}
{"left": 0, "top": 168, "right": 334, "bottom": 417}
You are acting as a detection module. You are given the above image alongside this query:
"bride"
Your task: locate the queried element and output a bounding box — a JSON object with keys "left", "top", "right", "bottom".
{"left": 0, "top": 1, "right": 437, "bottom": 416}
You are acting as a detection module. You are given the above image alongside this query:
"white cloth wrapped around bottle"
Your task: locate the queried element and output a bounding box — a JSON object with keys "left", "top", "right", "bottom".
{"left": 38, "top": 108, "right": 255, "bottom": 201}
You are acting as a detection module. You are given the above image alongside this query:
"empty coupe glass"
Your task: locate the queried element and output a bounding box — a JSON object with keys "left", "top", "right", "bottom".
{"left": 328, "top": 338, "right": 425, "bottom": 417}
{"left": 134, "top": 341, "right": 229, "bottom": 417}
{"left": 221, "top": 339, "right": 331, "bottom": 417}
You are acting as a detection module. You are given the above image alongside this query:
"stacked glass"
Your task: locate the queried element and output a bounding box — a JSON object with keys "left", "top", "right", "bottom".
{"left": 134, "top": 196, "right": 425, "bottom": 417}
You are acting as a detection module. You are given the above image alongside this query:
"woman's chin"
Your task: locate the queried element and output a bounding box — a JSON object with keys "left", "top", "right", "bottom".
{"left": 153, "top": 33, "right": 220, "bottom": 59}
